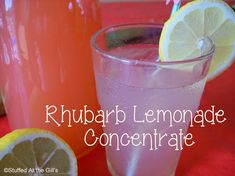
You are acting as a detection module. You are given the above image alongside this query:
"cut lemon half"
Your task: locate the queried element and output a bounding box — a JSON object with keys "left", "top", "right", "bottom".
{"left": 0, "top": 128, "right": 77, "bottom": 176}
{"left": 159, "top": 0, "right": 235, "bottom": 79}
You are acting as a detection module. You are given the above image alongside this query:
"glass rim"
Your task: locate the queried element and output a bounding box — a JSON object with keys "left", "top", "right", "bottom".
{"left": 90, "top": 23, "right": 215, "bottom": 66}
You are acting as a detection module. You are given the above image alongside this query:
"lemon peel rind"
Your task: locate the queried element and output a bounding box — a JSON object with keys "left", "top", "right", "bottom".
{"left": 0, "top": 128, "right": 77, "bottom": 176}
{"left": 159, "top": 0, "right": 235, "bottom": 80}
{"left": 208, "top": 44, "right": 235, "bottom": 79}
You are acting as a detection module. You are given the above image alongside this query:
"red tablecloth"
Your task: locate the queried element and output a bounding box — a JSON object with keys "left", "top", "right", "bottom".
{"left": 1, "top": 1, "right": 235, "bottom": 176}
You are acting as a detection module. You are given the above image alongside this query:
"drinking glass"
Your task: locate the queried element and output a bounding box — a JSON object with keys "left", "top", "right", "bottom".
{"left": 91, "top": 24, "right": 214, "bottom": 175}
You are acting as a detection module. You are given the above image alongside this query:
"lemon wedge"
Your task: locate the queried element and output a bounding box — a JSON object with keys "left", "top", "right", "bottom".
{"left": 159, "top": 0, "right": 235, "bottom": 79}
{"left": 0, "top": 128, "right": 77, "bottom": 176}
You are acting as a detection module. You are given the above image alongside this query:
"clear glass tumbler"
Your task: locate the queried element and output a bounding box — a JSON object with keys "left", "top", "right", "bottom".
{"left": 91, "top": 24, "right": 214, "bottom": 176}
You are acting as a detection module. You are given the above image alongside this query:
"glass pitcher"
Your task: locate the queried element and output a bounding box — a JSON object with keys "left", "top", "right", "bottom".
{"left": 0, "top": 0, "right": 102, "bottom": 158}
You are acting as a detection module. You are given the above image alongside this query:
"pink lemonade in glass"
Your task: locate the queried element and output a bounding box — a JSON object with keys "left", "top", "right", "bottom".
{"left": 91, "top": 24, "right": 214, "bottom": 175}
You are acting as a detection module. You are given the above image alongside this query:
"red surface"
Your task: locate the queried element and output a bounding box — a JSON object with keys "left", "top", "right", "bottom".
{"left": 1, "top": 1, "right": 235, "bottom": 176}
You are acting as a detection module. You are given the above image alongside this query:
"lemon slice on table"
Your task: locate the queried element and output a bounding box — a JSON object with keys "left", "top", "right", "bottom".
{"left": 159, "top": 0, "right": 235, "bottom": 79}
{"left": 0, "top": 129, "right": 77, "bottom": 176}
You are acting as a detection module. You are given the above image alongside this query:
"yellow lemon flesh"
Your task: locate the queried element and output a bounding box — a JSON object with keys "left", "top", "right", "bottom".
{"left": 0, "top": 128, "right": 77, "bottom": 176}
{"left": 159, "top": 0, "right": 235, "bottom": 79}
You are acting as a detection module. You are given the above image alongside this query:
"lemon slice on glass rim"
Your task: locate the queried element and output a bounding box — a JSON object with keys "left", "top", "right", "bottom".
{"left": 0, "top": 128, "right": 77, "bottom": 176}
{"left": 159, "top": 0, "right": 235, "bottom": 80}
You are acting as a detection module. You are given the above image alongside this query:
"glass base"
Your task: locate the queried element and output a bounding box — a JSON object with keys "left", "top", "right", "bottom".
{"left": 107, "top": 158, "right": 176, "bottom": 176}
{"left": 107, "top": 159, "right": 118, "bottom": 176}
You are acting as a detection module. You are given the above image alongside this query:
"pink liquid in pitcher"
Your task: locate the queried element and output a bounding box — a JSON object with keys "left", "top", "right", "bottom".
{"left": 0, "top": 0, "right": 102, "bottom": 157}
